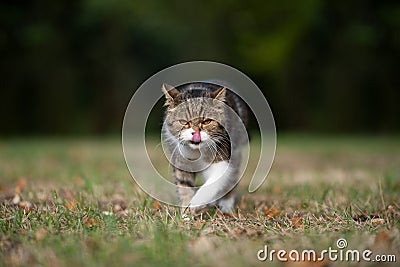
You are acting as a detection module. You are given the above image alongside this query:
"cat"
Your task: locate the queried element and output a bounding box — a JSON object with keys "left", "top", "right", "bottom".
{"left": 161, "top": 82, "right": 249, "bottom": 214}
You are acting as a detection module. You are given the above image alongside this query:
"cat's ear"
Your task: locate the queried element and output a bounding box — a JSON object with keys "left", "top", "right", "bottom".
{"left": 211, "top": 87, "right": 226, "bottom": 101}
{"left": 162, "top": 83, "right": 180, "bottom": 105}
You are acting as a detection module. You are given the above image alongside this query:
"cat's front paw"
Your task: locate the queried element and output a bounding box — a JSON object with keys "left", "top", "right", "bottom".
{"left": 180, "top": 205, "right": 208, "bottom": 221}
{"left": 180, "top": 205, "right": 206, "bottom": 220}
{"left": 191, "top": 207, "right": 209, "bottom": 220}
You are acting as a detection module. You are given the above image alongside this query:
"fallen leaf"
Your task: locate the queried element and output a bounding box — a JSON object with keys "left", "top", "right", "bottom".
{"left": 152, "top": 200, "right": 161, "bottom": 210}
{"left": 290, "top": 216, "right": 304, "bottom": 229}
{"left": 374, "top": 231, "right": 393, "bottom": 248}
{"left": 73, "top": 176, "right": 84, "bottom": 187}
{"left": 15, "top": 178, "right": 27, "bottom": 194}
{"left": 12, "top": 194, "right": 20, "bottom": 205}
{"left": 82, "top": 216, "right": 97, "bottom": 227}
{"left": 65, "top": 199, "right": 77, "bottom": 210}
{"left": 16, "top": 229, "right": 27, "bottom": 235}
{"left": 35, "top": 228, "right": 47, "bottom": 241}
{"left": 232, "top": 227, "right": 260, "bottom": 238}
{"left": 0, "top": 184, "right": 12, "bottom": 196}
{"left": 18, "top": 201, "right": 33, "bottom": 213}
{"left": 117, "top": 209, "right": 129, "bottom": 217}
{"left": 216, "top": 211, "right": 234, "bottom": 218}
{"left": 375, "top": 231, "right": 389, "bottom": 243}
{"left": 264, "top": 207, "right": 281, "bottom": 219}
{"left": 233, "top": 227, "right": 246, "bottom": 236}
{"left": 387, "top": 205, "right": 395, "bottom": 214}
{"left": 113, "top": 204, "right": 122, "bottom": 212}
{"left": 193, "top": 219, "right": 206, "bottom": 230}
{"left": 60, "top": 188, "right": 75, "bottom": 200}
{"left": 273, "top": 185, "right": 282, "bottom": 194}
{"left": 371, "top": 218, "right": 385, "bottom": 226}
{"left": 239, "top": 196, "right": 249, "bottom": 210}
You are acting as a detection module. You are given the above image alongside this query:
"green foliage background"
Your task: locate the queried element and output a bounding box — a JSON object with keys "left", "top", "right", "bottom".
{"left": 1, "top": 0, "right": 399, "bottom": 135}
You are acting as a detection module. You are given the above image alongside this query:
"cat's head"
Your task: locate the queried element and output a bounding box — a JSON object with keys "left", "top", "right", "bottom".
{"left": 162, "top": 83, "right": 228, "bottom": 150}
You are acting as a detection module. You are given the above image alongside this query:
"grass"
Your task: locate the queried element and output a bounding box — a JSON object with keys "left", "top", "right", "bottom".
{"left": 0, "top": 135, "right": 399, "bottom": 267}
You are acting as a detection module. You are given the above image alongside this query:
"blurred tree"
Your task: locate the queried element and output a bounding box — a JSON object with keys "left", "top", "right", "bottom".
{"left": 0, "top": 0, "right": 399, "bottom": 135}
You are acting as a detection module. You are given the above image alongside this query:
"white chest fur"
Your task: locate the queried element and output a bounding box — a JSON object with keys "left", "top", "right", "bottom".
{"left": 201, "top": 161, "right": 230, "bottom": 184}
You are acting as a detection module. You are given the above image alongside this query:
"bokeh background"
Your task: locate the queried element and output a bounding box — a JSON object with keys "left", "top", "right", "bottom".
{"left": 1, "top": 0, "right": 399, "bottom": 136}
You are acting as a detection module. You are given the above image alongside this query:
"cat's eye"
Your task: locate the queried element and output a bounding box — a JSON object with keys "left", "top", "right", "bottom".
{"left": 202, "top": 119, "right": 213, "bottom": 125}
{"left": 178, "top": 120, "right": 188, "bottom": 125}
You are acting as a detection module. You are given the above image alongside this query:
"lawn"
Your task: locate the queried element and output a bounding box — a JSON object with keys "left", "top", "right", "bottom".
{"left": 0, "top": 135, "right": 399, "bottom": 267}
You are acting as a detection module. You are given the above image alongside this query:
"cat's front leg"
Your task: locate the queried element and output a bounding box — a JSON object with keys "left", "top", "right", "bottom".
{"left": 217, "top": 189, "right": 237, "bottom": 214}
{"left": 174, "top": 168, "right": 196, "bottom": 213}
{"left": 189, "top": 161, "right": 232, "bottom": 213}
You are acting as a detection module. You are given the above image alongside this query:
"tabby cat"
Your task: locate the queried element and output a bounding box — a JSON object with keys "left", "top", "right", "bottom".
{"left": 162, "top": 82, "right": 248, "bottom": 214}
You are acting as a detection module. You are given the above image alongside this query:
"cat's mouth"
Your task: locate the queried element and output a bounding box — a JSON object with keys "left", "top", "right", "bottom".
{"left": 187, "top": 140, "right": 202, "bottom": 149}
{"left": 189, "top": 140, "right": 201, "bottom": 145}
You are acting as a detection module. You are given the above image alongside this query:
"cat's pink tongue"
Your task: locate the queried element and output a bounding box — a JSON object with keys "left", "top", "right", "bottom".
{"left": 192, "top": 131, "right": 201, "bottom": 143}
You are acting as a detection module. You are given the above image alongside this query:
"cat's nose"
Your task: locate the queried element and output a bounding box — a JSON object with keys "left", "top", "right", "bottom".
{"left": 192, "top": 131, "right": 201, "bottom": 143}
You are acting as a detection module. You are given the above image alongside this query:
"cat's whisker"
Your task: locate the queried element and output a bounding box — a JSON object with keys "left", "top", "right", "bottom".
{"left": 204, "top": 139, "right": 230, "bottom": 161}
{"left": 153, "top": 141, "right": 163, "bottom": 150}
{"left": 169, "top": 141, "right": 184, "bottom": 163}
{"left": 216, "top": 147, "right": 230, "bottom": 160}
